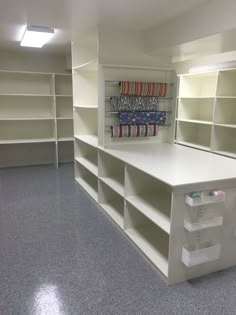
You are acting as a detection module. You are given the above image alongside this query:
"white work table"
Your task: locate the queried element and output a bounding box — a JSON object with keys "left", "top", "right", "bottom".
{"left": 102, "top": 143, "right": 236, "bottom": 187}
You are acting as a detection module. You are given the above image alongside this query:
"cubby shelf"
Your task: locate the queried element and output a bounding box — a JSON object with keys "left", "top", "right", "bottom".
{"left": 0, "top": 70, "right": 73, "bottom": 168}
{"left": 74, "top": 135, "right": 98, "bottom": 148}
{"left": 176, "top": 69, "right": 236, "bottom": 159}
{"left": 99, "top": 177, "right": 124, "bottom": 197}
{"left": 100, "top": 203, "right": 124, "bottom": 228}
{"left": 75, "top": 157, "right": 98, "bottom": 176}
{"left": 126, "top": 195, "right": 171, "bottom": 234}
{"left": 75, "top": 177, "right": 98, "bottom": 201}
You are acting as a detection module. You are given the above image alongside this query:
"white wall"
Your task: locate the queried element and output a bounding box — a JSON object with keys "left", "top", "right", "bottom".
{"left": 98, "top": 26, "right": 172, "bottom": 68}
{"left": 145, "top": 0, "right": 236, "bottom": 54}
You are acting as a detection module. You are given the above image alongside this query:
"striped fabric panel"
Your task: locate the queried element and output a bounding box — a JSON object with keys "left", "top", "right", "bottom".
{"left": 111, "top": 125, "right": 159, "bottom": 138}
{"left": 120, "top": 81, "right": 168, "bottom": 97}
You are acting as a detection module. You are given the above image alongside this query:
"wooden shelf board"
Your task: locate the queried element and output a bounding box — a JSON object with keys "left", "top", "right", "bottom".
{"left": 0, "top": 138, "right": 56, "bottom": 144}
{"left": 74, "top": 135, "right": 98, "bottom": 148}
{"left": 0, "top": 94, "right": 53, "bottom": 97}
{"left": 176, "top": 141, "right": 210, "bottom": 152}
{"left": 56, "top": 117, "right": 73, "bottom": 120}
{"left": 125, "top": 227, "right": 168, "bottom": 277}
{"left": 177, "top": 119, "right": 212, "bottom": 125}
{"left": 100, "top": 202, "right": 124, "bottom": 228}
{"left": 75, "top": 157, "right": 98, "bottom": 176}
{"left": 75, "top": 177, "right": 98, "bottom": 201}
{"left": 216, "top": 96, "right": 236, "bottom": 99}
{"left": 57, "top": 137, "right": 74, "bottom": 142}
{"left": 126, "top": 195, "right": 170, "bottom": 234}
{"left": 74, "top": 105, "right": 98, "bottom": 109}
{"left": 99, "top": 177, "right": 124, "bottom": 197}
{"left": 178, "top": 96, "right": 215, "bottom": 99}
{"left": 214, "top": 123, "right": 236, "bottom": 128}
{"left": 55, "top": 95, "right": 72, "bottom": 97}
{"left": 0, "top": 117, "right": 55, "bottom": 121}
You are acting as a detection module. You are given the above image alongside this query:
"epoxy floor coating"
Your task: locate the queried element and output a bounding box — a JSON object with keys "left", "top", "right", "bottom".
{"left": 0, "top": 164, "right": 236, "bottom": 315}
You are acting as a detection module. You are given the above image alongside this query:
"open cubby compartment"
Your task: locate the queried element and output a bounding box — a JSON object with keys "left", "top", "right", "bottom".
{"left": 98, "top": 180, "right": 124, "bottom": 228}
{"left": 75, "top": 161, "right": 98, "bottom": 201}
{"left": 57, "top": 119, "right": 73, "bottom": 139}
{"left": 177, "top": 98, "right": 214, "bottom": 122}
{"left": 125, "top": 165, "right": 171, "bottom": 234}
{"left": 185, "top": 190, "right": 225, "bottom": 207}
{"left": 55, "top": 74, "right": 72, "bottom": 96}
{"left": 217, "top": 70, "right": 236, "bottom": 97}
{"left": 56, "top": 96, "right": 73, "bottom": 118}
{"left": 74, "top": 107, "right": 98, "bottom": 137}
{"left": 0, "top": 95, "right": 54, "bottom": 119}
{"left": 184, "top": 203, "right": 224, "bottom": 232}
{"left": 0, "top": 142, "right": 55, "bottom": 167}
{"left": 182, "top": 241, "right": 221, "bottom": 267}
{"left": 0, "top": 72, "right": 54, "bottom": 95}
{"left": 211, "top": 125, "right": 236, "bottom": 158}
{"left": 124, "top": 201, "right": 169, "bottom": 276}
{"left": 73, "top": 69, "right": 98, "bottom": 107}
{"left": 74, "top": 138, "right": 98, "bottom": 176}
{"left": 179, "top": 72, "right": 218, "bottom": 97}
{"left": 214, "top": 98, "right": 236, "bottom": 126}
{"left": 98, "top": 150, "right": 125, "bottom": 196}
{"left": 0, "top": 120, "right": 56, "bottom": 141}
{"left": 176, "top": 121, "right": 212, "bottom": 150}
{"left": 58, "top": 141, "right": 74, "bottom": 163}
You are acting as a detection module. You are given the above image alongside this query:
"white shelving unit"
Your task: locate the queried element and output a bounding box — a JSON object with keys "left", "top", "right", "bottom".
{"left": 176, "top": 69, "right": 236, "bottom": 158}
{"left": 0, "top": 71, "right": 73, "bottom": 168}
{"left": 72, "top": 30, "right": 236, "bottom": 284}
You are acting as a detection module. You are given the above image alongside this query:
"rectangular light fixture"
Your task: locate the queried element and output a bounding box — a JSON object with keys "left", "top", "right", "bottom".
{"left": 20, "top": 25, "right": 54, "bottom": 48}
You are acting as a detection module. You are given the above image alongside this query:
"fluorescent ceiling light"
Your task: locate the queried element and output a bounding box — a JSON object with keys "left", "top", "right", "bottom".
{"left": 20, "top": 26, "right": 54, "bottom": 48}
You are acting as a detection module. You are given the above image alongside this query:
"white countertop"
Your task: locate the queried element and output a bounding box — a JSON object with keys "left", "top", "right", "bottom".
{"left": 102, "top": 143, "right": 236, "bottom": 187}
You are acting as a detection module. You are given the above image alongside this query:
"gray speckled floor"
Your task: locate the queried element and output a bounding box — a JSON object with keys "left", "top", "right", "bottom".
{"left": 0, "top": 164, "right": 236, "bottom": 315}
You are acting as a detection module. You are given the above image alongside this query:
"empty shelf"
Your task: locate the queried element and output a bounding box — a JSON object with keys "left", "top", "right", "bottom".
{"left": 214, "top": 123, "right": 236, "bottom": 128}
{"left": 75, "top": 135, "right": 98, "bottom": 148}
{"left": 56, "top": 117, "right": 73, "bottom": 120}
{"left": 126, "top": 195, "right": 170, "bottom": 234}
{"left": 99, "top": 177, "right": 124, "bottom": 196}
{"left": 126, "top": 227, "right": 168, "bottom": 277}
{"left": 75, "top": 157, "right": 98, "bottom": 176}
{"left": 75, "top": 177, "right": 98, "bottom": 201}
{"left": 100, "top": 202, "right": 124, "bottom": 228}
{"left": 0, "top": 117, "right": 55, "bottom": 121}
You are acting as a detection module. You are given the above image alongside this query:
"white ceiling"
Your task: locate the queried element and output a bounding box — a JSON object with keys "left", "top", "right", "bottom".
{"left": 0, "top": 0, "right": 208, "bottom": 54}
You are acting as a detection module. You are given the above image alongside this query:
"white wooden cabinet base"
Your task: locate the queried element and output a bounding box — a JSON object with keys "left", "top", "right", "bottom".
{"left": 74, "top": 140, "right": 236, "bottom": 284}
